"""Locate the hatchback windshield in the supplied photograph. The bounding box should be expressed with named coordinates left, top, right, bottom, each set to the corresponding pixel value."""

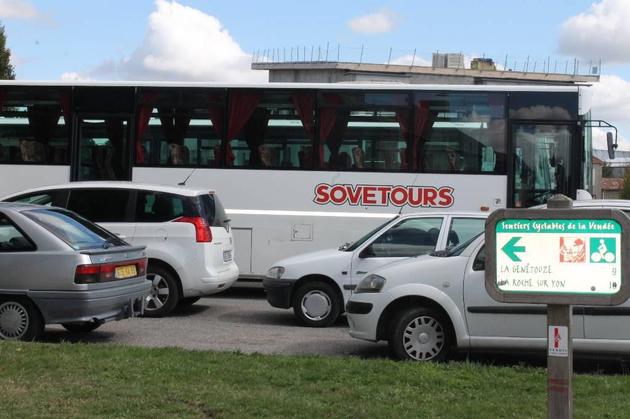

left=343, top=216, right=398, bottom=252
left=24, top=208, right=125, bottom=250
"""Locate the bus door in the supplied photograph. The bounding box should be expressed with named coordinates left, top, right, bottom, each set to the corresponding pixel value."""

left=74, top=116, right=132, bottom=181
left=511, top=123, right=573, bottom=208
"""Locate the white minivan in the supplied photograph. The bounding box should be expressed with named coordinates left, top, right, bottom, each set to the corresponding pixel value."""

left=2, top=182, right=239, bottom=317
left=263, top=212, right=486, bottom=327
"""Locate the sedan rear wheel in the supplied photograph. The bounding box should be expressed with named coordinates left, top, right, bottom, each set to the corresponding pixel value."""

left=389, top=307, right=452, bottom=362
left=0, top=298, right=44, bottom=341
left=144, top=265, right=180, bottom=317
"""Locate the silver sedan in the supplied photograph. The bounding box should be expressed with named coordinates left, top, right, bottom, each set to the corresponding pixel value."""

left=0, top=203, right=151, bottom=341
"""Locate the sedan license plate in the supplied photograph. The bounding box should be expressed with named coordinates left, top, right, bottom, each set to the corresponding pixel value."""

left=115, top=265, right=137, bottom=279
left=223, top=250, right=232, bottom=262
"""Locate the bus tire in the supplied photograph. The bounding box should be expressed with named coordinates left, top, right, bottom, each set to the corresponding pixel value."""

left=292, top=281, right=341, bottom=327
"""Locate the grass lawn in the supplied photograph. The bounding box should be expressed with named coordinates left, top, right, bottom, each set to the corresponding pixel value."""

left=0, top=342, right=628, bottom=418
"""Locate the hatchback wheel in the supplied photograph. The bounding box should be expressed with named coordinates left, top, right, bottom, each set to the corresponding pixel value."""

left=61, top=322, right=101, bottom=333
left=389, top=307, right=452, bottom=362
left=0, top=298, right=44, bottom=341
left=144, top=265, right=180, bottom=317
left=292, top=281, right=341, bottom=327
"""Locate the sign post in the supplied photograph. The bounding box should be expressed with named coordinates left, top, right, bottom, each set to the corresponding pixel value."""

left=485, top=195, right=630, bottom=419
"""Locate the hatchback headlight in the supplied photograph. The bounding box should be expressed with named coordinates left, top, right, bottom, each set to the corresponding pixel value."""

left=355, top=274, right=386, bottom=293
left=267, top=266, right=285, bottom=279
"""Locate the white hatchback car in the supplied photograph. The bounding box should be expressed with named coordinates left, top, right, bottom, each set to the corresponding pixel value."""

left=348, top=203, right=630, bottom=362
left=264, top=212, right=486, bottom=327
left=2, top=182, right=239, bottom=317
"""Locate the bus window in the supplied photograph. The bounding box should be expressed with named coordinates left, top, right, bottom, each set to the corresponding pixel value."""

left=137, top=89, right=225, bottom=168
left=226, top=90, right=315, bottom=170
left=415, top=92, right=506, bottom=174
left=0, top=88, right=71, bottom=165
left=319, top=93, right=410, bottom=171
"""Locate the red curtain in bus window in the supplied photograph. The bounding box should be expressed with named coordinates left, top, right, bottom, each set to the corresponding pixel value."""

left=291, top=93, right=314, bottom=137
left=135, top=91, right=159, bottom=164
left=59, top=91, right=71, bottom=123
left=396, top=109, right=411, bottom=170
left=243, top=109, right=270, bottom=167
left=207, top=93, right=226, bottom=167
left=319, top=94, right=347, bottom=168
left=411, top=101, right=436, bottom=171
left=225, top=92, right=260, bottom=166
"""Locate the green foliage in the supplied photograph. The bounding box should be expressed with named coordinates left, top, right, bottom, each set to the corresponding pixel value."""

left=621, top=169, right=630, bottom=200
left=0, top=23, right=15, bottom=80
left=1, top=342, right=630, bottom=418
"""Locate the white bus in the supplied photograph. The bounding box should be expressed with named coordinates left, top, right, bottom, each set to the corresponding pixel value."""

left=0, top=81, right=601, bottom=281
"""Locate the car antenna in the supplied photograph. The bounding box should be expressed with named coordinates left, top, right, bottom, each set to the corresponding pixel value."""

left=398, top=172, right=420, bottom=215
left=178, top=169, right=197, bottom=186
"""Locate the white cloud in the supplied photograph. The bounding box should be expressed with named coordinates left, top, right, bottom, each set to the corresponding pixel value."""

left=0, top=0, right=39, bottom=19
left=348, top=10, right=397, bottom=34
left=390, top=54, right=431, bottom=66
left=558, top=0, right=630, bottom=63
left=66, top=0, right=266, bottom=82
left=583, top=75, right=630, bottom=150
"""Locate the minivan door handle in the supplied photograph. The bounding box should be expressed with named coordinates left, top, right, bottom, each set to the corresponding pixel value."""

left=356, top=271, right=368, bottom=275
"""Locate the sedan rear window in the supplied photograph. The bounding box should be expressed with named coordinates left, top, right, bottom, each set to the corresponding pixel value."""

left=23, top=208, right=125, bottom=250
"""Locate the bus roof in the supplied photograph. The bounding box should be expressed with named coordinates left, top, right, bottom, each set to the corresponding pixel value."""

left=0, top=80, right=581, bottom=93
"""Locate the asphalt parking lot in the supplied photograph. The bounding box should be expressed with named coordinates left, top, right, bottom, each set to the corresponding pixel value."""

left=43, top=287, right=389, bottom=358
left=40, top=287, right=629, bottom=374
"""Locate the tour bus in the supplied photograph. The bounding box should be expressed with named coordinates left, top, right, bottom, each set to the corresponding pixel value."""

left=0, top=81, right=604, bottom=281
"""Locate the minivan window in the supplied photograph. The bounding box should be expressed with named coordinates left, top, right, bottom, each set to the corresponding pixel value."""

left=135, top=191, right=194, bottom=222
left=200, top=194, right=229, bottom=228
left=67, top=189, right=132, bottom=222
left=23, top=208, right=125, bottom=250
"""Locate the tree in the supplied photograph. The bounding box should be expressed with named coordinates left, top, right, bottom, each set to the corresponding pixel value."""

left=0, top=23, right=15, bottom=80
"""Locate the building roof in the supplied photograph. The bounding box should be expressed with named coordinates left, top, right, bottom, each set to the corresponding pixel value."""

left=592, top=156, right=604, bottom=165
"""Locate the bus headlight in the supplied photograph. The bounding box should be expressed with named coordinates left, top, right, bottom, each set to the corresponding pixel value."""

left=355, top=274, right=386, bottom=293
left=267, top=266, right=285, bottom=279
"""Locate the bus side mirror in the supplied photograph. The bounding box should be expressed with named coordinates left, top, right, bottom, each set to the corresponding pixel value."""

left=607, top=132, right=616, bottom=160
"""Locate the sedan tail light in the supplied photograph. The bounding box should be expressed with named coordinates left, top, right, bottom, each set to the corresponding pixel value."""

left=75, top=258, right=147, bottom=284
left=173, top=216, right=213, bottom=243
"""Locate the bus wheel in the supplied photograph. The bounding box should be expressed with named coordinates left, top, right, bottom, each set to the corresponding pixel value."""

left=292, top=281, right=341, bottom=327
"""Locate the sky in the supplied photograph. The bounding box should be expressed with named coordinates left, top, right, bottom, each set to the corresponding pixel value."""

left=3, top=0, right=630, bottom=150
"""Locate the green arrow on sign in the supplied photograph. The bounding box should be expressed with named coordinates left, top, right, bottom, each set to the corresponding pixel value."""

left=502, top=236, right=526, bottom=262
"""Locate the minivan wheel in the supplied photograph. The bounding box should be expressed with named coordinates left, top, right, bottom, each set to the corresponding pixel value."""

left=389, top=307, right=452, bottom=362
left=292, top=281, right=341, bottom=327
left=144, top=265, right=180, bottom=317
left=0, top=298, right=44, bottom=341
left=61, top=322, right=101, bottom=333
